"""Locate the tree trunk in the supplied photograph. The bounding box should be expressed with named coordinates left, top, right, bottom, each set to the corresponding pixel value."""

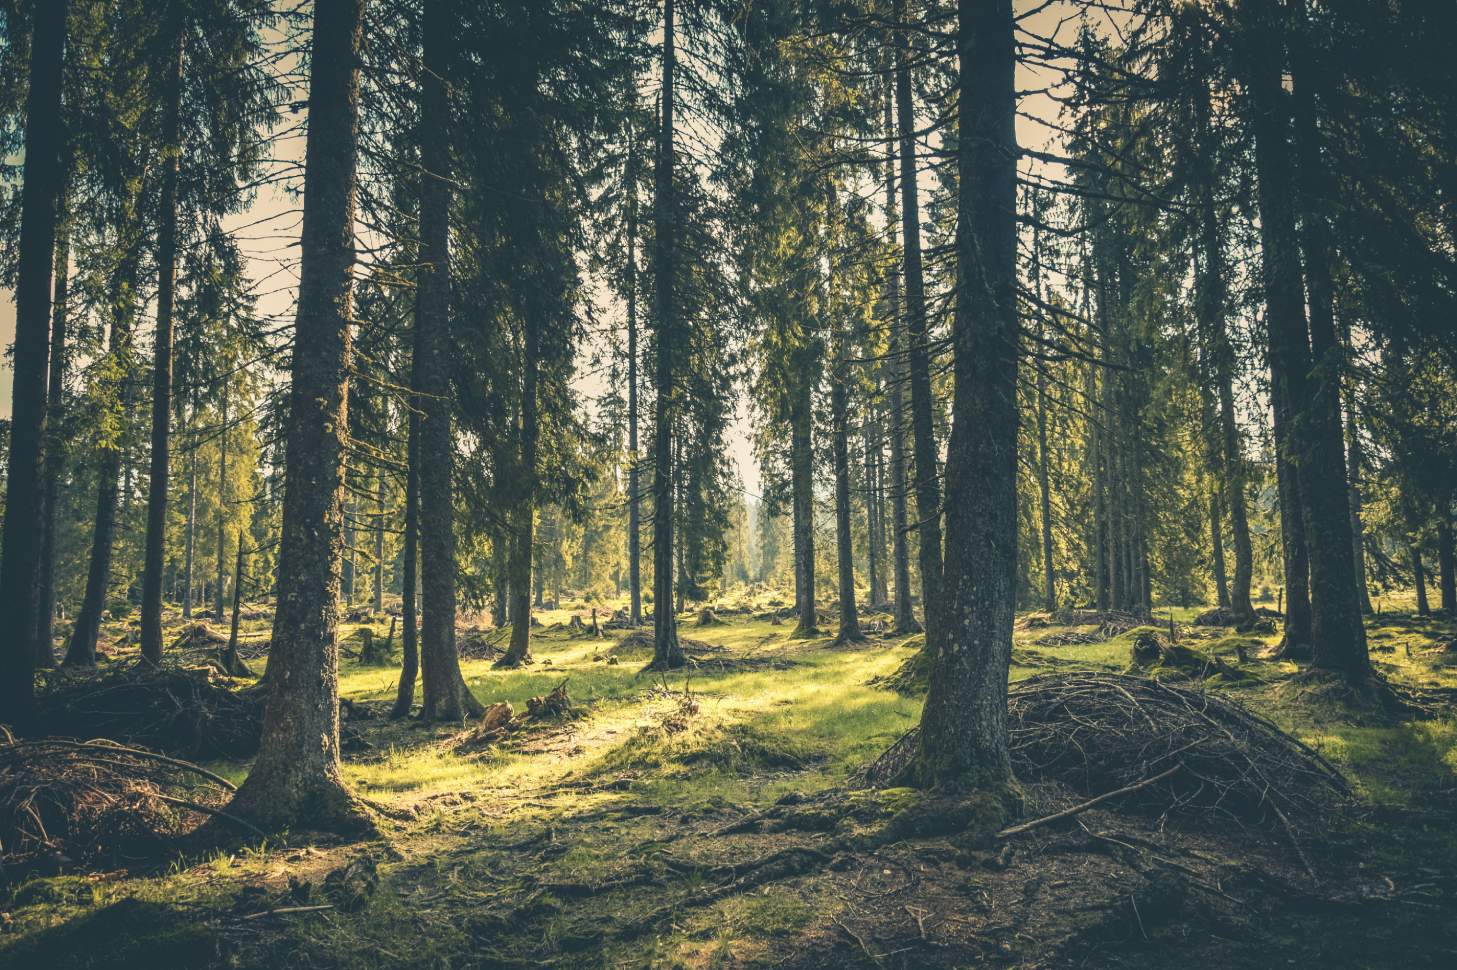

left=35, top=224, right=71, bottom=669
left=1210, top=489, right=1229, bottom=607
left=893, top=0, right=942, bottom=630
left=414, top=0, right=479, bottom=718
left=140, top=23, right=184, bottom=664
left=182, top=424, right=197, bottom=620
left=1273, top=385, right=1313, bottom=656
left=490, top=531, right=508, bottom=629
left=498, top=343, right=538, bottom=670
left=1243, top=0, right=1368, bottom=679
left=648, top=0, right=685, bottom=671
left=790, top=384, right=817, bottom=637
left=1438, top=515, right=1456, bottom=616
left=224, top=0, right=374, bottom=835
left=216, top=382, right=229, bottom=621
left=881, top=79, right=918, bottom=636
left=391, top=400, right=420, bottom=719
left=66, top=236, right=140, bottom=668
left=831, top=271, right=862, bottom=644
left=373, top=469, right=385, bottom=614
left=3, top=0, right=69, bottom=722
left=1411, top=545, right=1429, bottom=618
left=220, top=536, right=251, bottom=677
left=1031, top=216, right=1055, bottom=612
left=626, top=116, right=643, bottom=628
left=864, top=404, right=884, bottom=609
left=911, top=0, right=1018, bottom=795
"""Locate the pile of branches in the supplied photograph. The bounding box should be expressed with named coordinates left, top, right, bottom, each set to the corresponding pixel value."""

left=863, top=673, right=1348, bottom=831
left=35, top=662, right=262, bottom=760
left=0, top=730, right=243, bottom=880
left=455, top=682, right=576, bottom=751
left=1034, top=630, right=1106, bottom=647
left=457, top=627, right=506, bottom=660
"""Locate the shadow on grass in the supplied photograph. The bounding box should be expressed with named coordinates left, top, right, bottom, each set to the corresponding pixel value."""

left=0, top=897, right=217, bottom=970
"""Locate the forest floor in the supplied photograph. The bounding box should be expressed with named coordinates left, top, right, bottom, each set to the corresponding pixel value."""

left=4, top=594, right=1457, bottom=968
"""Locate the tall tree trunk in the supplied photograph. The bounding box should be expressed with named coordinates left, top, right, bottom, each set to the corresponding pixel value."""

left=1438, top=515, right=1456, bottom=616
left=216, top=382, right=229, bottom=621
left=1210, top=490, right=1229, bottom=607
left=892, top=0, right=942, bottom=629
left=911, top=0, right=1018, bottom=795
left=490, top=530, right=507, bottom=629
left=1243, top=0, right=1368, bottom=679
left=498, top=336, right=539, bottom=669
left=831, top=275, right=862, bottom=644
left=3, top=0, right=69, bottom=722
left=373, top=469, right=385, bottom=613
left=66, top=236, right=140, bottom=668
left=1411, top=545, right=1429, bottom=618
left=881, top=79, right=918, bottom=635
left=35, top=224, right=71, bottom=669
left=415, top=0, right=479, bottom=718
left=140, top=22, right=184, bottom=663
left=1273, top=385, right=1313, bottom=655
left=790, top=386, right=817, bottom=637
left=1031, top=215, right=1055, bottom=612
left=219, top=536, right=251, bottom=677
left=626, top=116, right=643, bottom=628
left=648, top=0, right=685, bottom=670
left=182, top=424, right=197, bottom=620
left=864, top=406, right=884, bottom=609
left=224, top=0, right=373, bottom=834
left=391, top=400, right=420, bottom=718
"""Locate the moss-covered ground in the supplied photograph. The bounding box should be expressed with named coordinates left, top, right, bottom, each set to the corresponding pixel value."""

left=4, top=593, right=1456, bottom=968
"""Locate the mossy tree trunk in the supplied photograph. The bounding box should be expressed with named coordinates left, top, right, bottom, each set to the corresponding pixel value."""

left=224, top=0, right=373, bottom=834
left=391, top=398, right=420, bottom=719
left=35, top=223, right=71, bottom=669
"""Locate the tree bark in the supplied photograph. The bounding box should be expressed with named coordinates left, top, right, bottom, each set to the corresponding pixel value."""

left=35, top=224, right=71, bottom=669
left=1243, top=0, right=1368, bottom=679
left=1438, top=515, right=1456, bottom=616
left=391, top=399, right=420, bottom=719
left=626, top=115, right=643, bottom=628
left=220, top=535, right=251, bottom=677
left=216, top=382, right=229, bottom=621
left=1031, top=215, right=1055, bottom=612
left=373, top=469, right=385, bottom=614
left=415, top=0, right=479, bottom=718
left=880, top=79, right=918, bottom=636
left=831, top=264, right=862, bottom=644
left=2, top=0, right=68, bottom=723
left=910, top=0, right=1018, bottom=794
left=648, top=0, right=685, bottom=670
left=66, top=235, right=140, bottom=668
left=140, top=20, right=184, bottom=663
left=790, top=384, right=817, bottom=637
left=892, top=0, right=942, bottom=630
left=1210, top=490, right=1229, bottom=607
left=1411, top=545, right=1429, bottom=618
left=224, top=0, right=374, bottom=835
left=498, top=340, right=538, bottom=669
left=182, top=423, right=197, bottom=620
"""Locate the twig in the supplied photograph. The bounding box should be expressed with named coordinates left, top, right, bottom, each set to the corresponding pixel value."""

left=996, top=764, right=1183, bottom=839
left=241, top=903, right=335, bottom=920
left=36, top=738, right=238, bottom=791
left=152, top=793, right=268, bottom=840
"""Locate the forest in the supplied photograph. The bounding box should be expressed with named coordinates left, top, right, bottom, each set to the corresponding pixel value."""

left=0, top=0, right=1455, bottom=966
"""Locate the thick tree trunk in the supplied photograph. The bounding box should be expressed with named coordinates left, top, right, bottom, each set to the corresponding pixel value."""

left=1210, top=490, right=1229, bottom=607
left=1273, top=385, right=1313, bottom=655
left=415, top=0, right=479, bottom=718
left=1411, top=545, right=1429, bottom=617
left=391, top=402, right=420, bottom=719
left=1243, top=0, right=1368, bottom=679
left=1346, top=407, right=1373, bottom=614
left=66, top=239, right=140, bottom=668
left=648, top=0, right=685, bottom=670
left=140, top=26, right=184, bottom=664
left=224, top=0, right=373, bottom=835
left=892, top=0, right=942, bottom=630
left=3, top=1, right=69, bottom=721
left=35, top=225, right=71, bottom=669
left=490, top=531, right=508, bottom=629
left=910, top=0, right=1018, bottom=795
left=880, top=80, right=918, bottom=635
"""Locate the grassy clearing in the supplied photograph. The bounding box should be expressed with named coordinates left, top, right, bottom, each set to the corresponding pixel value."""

left=5, top=599, right=1457, bottom=968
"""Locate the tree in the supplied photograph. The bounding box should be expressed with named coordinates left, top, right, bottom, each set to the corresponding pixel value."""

left=0, top=0, right=68, bottom=729
left=905, top=0, right=1018, bottom=796
left=224, top=0, right=374, bottom=833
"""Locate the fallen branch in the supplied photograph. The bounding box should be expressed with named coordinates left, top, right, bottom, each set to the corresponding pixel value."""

left=241, top=903, right=335, bottom=920
left=995, top=764, right=1183, bottom=839
left=151, top=793, right=268, bottom=841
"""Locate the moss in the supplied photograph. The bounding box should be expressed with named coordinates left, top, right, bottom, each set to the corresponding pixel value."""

left=0, top=898, right=218, bottom=970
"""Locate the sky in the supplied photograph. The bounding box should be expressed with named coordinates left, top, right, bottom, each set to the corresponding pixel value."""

left=0, top=1, right=1091, bottom=504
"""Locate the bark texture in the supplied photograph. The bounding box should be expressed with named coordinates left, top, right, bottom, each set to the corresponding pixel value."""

left=224, top=0, right=374, bottom=834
